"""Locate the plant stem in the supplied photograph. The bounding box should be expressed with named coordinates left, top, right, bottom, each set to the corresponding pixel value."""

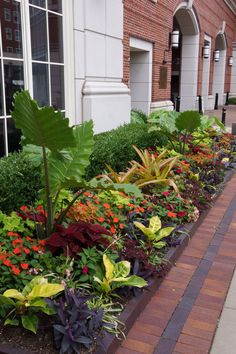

left=42, top=146, right=52, bottom=237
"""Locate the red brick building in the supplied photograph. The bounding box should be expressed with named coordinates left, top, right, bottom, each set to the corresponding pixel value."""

left=123, top=0, right=236, bottom=112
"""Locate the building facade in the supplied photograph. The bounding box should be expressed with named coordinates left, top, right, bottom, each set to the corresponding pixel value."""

left=0, top=0, right=236, bottom=156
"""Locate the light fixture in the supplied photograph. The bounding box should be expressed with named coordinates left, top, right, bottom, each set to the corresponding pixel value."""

left=202, top=43, right=210, bottom=59
left=229, top=56, right=234, bottom=66
left=214, top=50, right=220, bottom=62
left=171, top=30, right=180, bottom=48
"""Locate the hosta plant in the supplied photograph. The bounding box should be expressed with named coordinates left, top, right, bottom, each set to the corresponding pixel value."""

left=0, top=276, right=64, bottom=333
left=93, top=254, right=147, bottom=294
left=134, top=215, right=174, bottom=249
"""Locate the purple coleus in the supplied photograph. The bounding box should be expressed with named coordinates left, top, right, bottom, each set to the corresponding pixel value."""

left=46, top=221, right=111, bottom=257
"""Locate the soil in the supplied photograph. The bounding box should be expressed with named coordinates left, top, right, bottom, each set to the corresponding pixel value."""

left=0, top=321, right=58, bottom=354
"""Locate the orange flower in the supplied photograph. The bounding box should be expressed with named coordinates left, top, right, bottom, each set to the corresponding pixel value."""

left=13, top=247, right=21, bottom=255
left=110, top=226, right=116, bottom=234
left=3, top=259, right=11, bottom=266
left=98, top=217, right=105, bottom=223
left=12, top=239, right=22, bottom=246
left=32, top=245, right=40, bottom=252
left=7, top=231, right=19, bottom=237
left=113, top=217, right=119, bottom=223
left=23, top=248, right=30, bottom=254
left=167, top=211, right=177, bottom=218
left=119, top=223, right=124, bottom=229
left=20, top=205, right=28, bottom=212
left=39, top=240, right=46, bottom=246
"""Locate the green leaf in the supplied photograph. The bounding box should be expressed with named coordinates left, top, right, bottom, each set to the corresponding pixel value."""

left=153, top=241, right=166, bottom=249
left=87, top=179, right=143, bottom=199
left=112, top=275, right=147, bottom=289
left=22, top=276, right=48, bottom=297
left=12, top=90, right=76, bottom=151
left=4, top=318, right=19, bottom=326
left=48, top=121, right=94, bottom=194
left=133, top=221, right=155, bottom=241
left=28, top=298, right=47, bottom=307
left=3, top=289, right=25, bottom=302
left=149, top=216, right=162, bottom=233
left=115, top=261, right=130, bottom=278
left=175, top=111, right=201, bottom=133
left=0, top=294, right=15, bottom=306
left=27, top=283, right=64, bottom=300
left=21, top=314, right=38, bottom=333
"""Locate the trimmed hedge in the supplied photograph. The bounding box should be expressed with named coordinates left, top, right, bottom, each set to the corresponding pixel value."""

left=228, top=97, right=236, bottom=105
left=86, top=123, right=167, bottom=179
left=0, top=152, right=42, bottom=214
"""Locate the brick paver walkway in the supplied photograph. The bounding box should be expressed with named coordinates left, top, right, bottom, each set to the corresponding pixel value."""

left=116, top=173, right=236, bottom=354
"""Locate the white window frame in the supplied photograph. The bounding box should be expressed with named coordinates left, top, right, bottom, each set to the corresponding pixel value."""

left=0, top=0, right=75, bottom=155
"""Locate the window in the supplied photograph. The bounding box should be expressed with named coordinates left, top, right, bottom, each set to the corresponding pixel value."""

left=4, top=8, right=11, bottom=21
left=5, top=28, right=12, bottom=40
left=0, top=0, right=72, bottom=156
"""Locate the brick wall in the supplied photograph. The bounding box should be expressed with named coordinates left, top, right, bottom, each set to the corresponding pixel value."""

left=123, top=0, right=236, bottom=102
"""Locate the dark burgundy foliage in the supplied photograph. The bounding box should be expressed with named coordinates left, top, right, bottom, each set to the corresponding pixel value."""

left=46, top=221, right=111, bottom=257
left=48, top=289, right=104, bottom=354
left=18, top=211, right=46, bottom=224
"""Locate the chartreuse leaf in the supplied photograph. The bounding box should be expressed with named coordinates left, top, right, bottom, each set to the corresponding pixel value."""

left=21, top=314, right=38, bottom=333
left=103, top=254, right=114, bottom=281
left=156, top=227, right=174, bottom=241
left=12, top=90, right=76, bottom=151
left=27, top=283, right=64, bottom=300
left=3, top=289, right=25, bottom=302
left=133, top=221, right=155, bottom=240
left=22, top=276, right=48, bottom=297
left=114, top=261, right=130, bottom=278
left=112, top=276, right=147, bottom=289
left=149, top=216, right=161, bottom=233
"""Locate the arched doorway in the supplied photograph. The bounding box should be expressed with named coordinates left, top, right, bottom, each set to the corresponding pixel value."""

left=171, top=3, right=200, bottom=111
left=212, top=33, right=227, bottom=106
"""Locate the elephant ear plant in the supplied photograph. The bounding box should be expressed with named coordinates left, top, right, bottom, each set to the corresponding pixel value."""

left=12, top=91, right=141, bottom=238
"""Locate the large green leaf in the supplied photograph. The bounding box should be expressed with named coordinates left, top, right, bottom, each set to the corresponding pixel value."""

left=22, top=276, right=48, bottom=297
left=149, top=216, right=162, bottom=233
left=47, top=121, right=94, bottom=195
left=12, top=90, right=76, bottom=151
left=21, top=314, right=38, bottom=333
left=175, top=111, right=201, bottom=133
left=103, top=254, right=114, bottom=281
left=86, top=178, right=143, bottom=198
left=112, top=275, right=147, bottom=289
left=3, top=289, right=25, bottom=302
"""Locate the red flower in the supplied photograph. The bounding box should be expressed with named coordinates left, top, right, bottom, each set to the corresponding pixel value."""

left=23, top=248, right=30, bottom=254
left=162, top=191, right=170, bottom=197
left=109, top=211, right=114, bottom=217
left=175, top=168, right=183, bottom=174
left=113, top=217, right=119, bottom=223
left=119, top=223, right=124, bottom=229
left=177, top=211, right=187, bottom=218
left=103, top=203, right=110, bottom=209
left=26, top=236, right=33, bottom=242
left=167, top=211, right=177, bottom=218
left=82, top=265, right=89, bottom=274
left=36, top=205, right=44, bottom=212
left=3, top=259, right=11, bottom=267
left=12, top=239, right=22, bottom=246
left=13, top=247, right=21, bottom=255
left=97, top=217, right=105, bottom=223
left=7, top=231, right=19, bottom=237
left=20, top=263, right=29, bottom=270
left=39, top=240, right=46, bottom=246
left=32, top=245, right=40, bottom=252
left=11, top=266, right=20, bottom=275
left=20, top=205, right=28, bottom=212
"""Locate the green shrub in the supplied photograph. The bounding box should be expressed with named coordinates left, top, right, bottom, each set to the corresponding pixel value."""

left=228, top=97, right=236, bottom=105
left=0, top=152, right=42, bottom=214
left=86, top=123, right=167, bottom=179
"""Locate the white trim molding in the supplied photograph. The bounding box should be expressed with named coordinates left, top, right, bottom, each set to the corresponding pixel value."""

left=224, top=0, right=236, bottom=15
left=150, top=101, right=174, bottom=112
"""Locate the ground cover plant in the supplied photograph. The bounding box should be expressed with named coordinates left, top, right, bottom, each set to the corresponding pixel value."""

left=0, top=96, right=234, bottom=354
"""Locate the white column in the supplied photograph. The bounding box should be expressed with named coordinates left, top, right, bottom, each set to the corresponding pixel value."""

left=73, top=0, right=130, bottom=133
left=212, top=49, right=226, bottom=106
left=180, top=34, right=199, bottom=111
left=201, top=37, right=211, bottom=110
left=230, top=46, right=236, bottom=96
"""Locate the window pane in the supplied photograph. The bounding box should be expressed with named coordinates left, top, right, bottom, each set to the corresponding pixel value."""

left=51, top=65, right=64, bottom=110
left=29, top=0, right=45, bottom=8
left=30, top=7, right=48, bottom=61
left=0, top=62, right=3, bottom=116
left=33, top=63, right=49, bottom=106
left=48, top=13, right=63, bottom=63
left=4, top=60, right=24, bottom=114
left=48, top=0, right=62, bottom=13
left=7, top=118, right=21, bottom=153
left=0, top=1, right=23, bottom=58
left=0, top=119, right=6, bottom=157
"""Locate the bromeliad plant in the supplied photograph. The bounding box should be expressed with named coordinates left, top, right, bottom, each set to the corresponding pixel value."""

left=0, top=276, right=64, bottom=333
left=12, top=91, right=141, bottom=238
left=134, top=216, right=174, bottom=249
left=93, top=254, right=147, bottom=294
